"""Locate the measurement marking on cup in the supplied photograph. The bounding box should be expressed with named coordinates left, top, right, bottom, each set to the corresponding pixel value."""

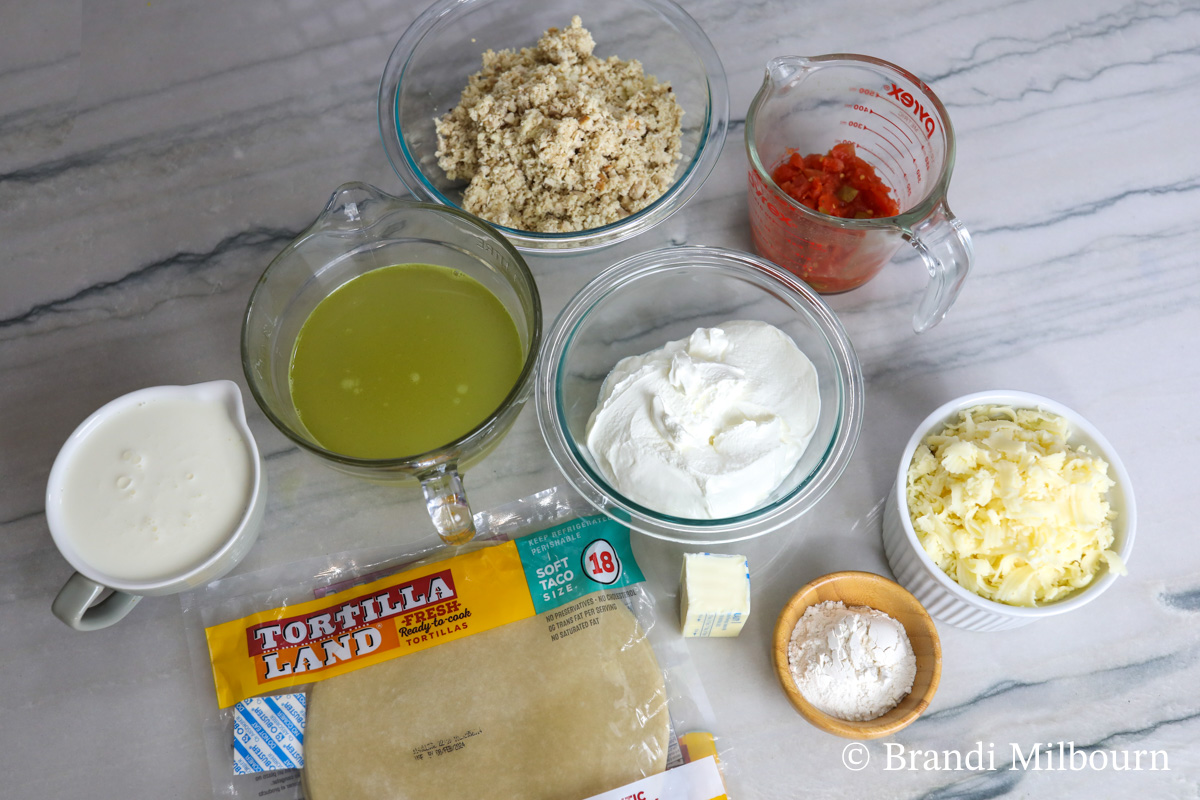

left=883, top=97, right=928, bottom=140
left=860, top=122, right=908, bottom=165
left=881, top=118, right=931, bottom=193
left=872, top=126, right=924, bottom=186
left=857, top=142, right=910, bottom=200
left=748, top=169, right=798, bottom=228
left=869, top=108, right=914, bottom=145
left=843, top=106, right=922, bottom=190
left=850, top=100, right=916, bottom=148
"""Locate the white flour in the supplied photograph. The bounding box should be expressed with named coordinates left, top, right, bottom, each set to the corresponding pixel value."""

left=787, top=600, right=917, bottom=721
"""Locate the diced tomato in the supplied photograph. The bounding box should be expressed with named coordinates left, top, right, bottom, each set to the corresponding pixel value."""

left=770, top=143, right=899, bottom=219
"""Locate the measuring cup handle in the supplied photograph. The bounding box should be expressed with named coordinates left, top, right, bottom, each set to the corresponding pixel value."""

left=419, top=464, right=476, bottom=545
left=904, top=200, right=974, bottom=333
left=52, top=572, right=143, bottom=631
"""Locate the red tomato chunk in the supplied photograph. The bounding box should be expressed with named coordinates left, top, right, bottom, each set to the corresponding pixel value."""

left=771, top=143, right=899, bottom=219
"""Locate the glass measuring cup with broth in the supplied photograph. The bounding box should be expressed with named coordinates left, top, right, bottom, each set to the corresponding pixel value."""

left=242, top=183, right=542, bottom=544
left=745, top=55, right=973, bottom=333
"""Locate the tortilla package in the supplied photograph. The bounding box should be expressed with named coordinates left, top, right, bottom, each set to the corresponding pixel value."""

left=182, top=487, right=731, bottom=800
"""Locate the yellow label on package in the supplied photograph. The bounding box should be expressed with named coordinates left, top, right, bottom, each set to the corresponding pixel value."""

left=205, top=542, right=533, bottom=708
left=205, top=515, right=645, bottom=709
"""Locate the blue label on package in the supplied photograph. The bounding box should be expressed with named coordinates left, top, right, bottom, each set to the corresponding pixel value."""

left=232, top=693, right=306, bottom=774
left=515, top=515, right=644, bottom=614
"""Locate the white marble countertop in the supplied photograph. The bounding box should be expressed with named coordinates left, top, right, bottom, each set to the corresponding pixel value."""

left=3, top=0, right=1198, bottom=797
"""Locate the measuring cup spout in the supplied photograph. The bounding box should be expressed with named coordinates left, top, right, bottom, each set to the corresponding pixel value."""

left=904, top=200, right=973, bottom=333
left=764, top=56, right=812, bottom=90
left=314, top=182, right=395, bottom=237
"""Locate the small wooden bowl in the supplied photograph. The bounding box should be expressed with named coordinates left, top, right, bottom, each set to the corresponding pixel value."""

left=772, top=570, right=942, bottom=739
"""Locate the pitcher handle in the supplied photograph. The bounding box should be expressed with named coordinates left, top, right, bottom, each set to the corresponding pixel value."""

left=419, top=464, right=476, bottom=545
left=52, top=572, right=142, bottom=631
left=904, top=200, right=974, bottom=333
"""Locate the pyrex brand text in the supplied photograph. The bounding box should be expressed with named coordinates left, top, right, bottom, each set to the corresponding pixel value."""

left=886, top=83, right=936, bottom=139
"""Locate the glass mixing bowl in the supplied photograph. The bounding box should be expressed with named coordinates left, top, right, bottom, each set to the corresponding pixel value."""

left=536, top=246, right=865, bottom=543
left=378, top=0, right=729, bottom=253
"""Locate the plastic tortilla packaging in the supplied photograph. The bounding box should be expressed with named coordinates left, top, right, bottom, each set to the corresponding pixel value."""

left=182, top=487, right=733, bottom=800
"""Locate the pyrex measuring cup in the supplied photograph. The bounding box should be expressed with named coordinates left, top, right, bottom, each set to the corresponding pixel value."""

left=242, top=183, right=542, bottom=544
left=746, top=55, right=973, bottom=332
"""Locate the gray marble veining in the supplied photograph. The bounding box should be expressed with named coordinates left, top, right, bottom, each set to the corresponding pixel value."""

left=2, top=0, right=1199, bottom=797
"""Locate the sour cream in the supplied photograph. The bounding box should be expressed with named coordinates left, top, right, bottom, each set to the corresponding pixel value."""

left=585, top=320, right=820, bottom=519
left=51, top=395, right=255, bottom=584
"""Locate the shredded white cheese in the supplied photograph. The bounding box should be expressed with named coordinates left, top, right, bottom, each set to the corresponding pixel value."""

left=906, top=405, right=1125, bottom=607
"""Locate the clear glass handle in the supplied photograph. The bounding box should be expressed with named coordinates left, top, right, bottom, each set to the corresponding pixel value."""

left=419, top=464, right=476, bottom=545
left=905, top=200, right=974, bottom=333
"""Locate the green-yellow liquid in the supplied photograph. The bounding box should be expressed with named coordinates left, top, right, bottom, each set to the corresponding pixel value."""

left=288, top=263, right=524, bottom=459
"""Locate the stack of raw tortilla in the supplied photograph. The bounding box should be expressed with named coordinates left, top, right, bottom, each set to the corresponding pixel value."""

left=303, top=598, right=669, bottom=799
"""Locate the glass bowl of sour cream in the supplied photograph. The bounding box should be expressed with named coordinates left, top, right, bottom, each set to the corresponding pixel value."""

left=535, top=245, right=864, bottom=543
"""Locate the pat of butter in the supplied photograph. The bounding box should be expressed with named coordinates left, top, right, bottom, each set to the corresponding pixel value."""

left=680, top=553, right=750, bottom=637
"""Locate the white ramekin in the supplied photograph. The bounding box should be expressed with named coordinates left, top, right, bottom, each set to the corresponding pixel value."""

left=881, top=390, right=1137, bottom=632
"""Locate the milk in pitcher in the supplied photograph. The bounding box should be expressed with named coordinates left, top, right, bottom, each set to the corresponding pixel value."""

left=50, top=395, right=255, bottom=583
